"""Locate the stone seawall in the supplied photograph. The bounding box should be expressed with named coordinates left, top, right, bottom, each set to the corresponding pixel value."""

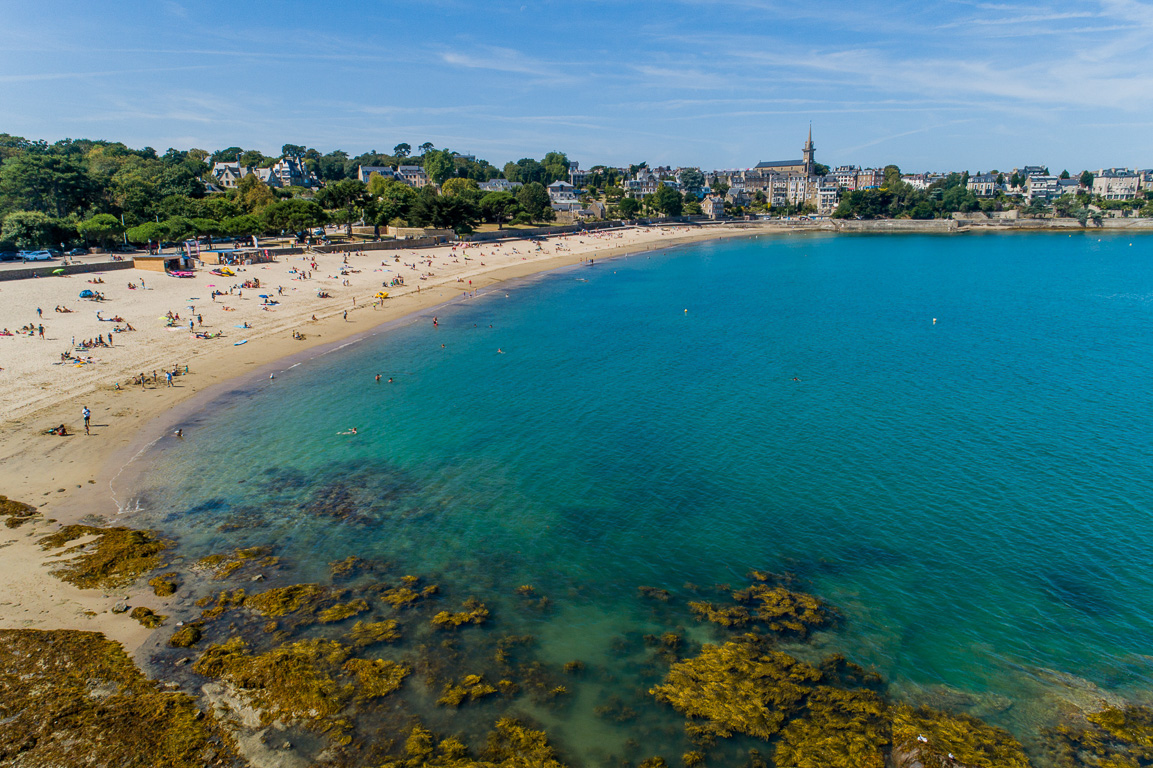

left=0, top=259, right=135, bottom=283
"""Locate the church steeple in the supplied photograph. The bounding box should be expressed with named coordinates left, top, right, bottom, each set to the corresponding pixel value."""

left=802, top=124, right=815, bottom=175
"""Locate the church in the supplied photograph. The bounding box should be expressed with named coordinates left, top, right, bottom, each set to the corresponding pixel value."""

left=752, top=127, right=816, bottom=176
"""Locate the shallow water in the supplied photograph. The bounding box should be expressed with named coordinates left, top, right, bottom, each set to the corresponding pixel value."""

left=122, top=231, right=1153, bottom=762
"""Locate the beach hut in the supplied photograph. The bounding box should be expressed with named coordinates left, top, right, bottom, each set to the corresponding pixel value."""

left=133, top=254, right=182, bottom=273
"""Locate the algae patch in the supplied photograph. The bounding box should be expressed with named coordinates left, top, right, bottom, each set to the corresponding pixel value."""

left=0, top=494, right=39, bottom=528
left=0, top=628, right=238, bottom=767
left=38, top=524, right=172, bottom=589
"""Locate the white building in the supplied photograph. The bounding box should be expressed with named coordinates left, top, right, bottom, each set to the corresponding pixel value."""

left=397, top=165, right=430, bottom=188
left=1093, top=169, right=1140, bottom=200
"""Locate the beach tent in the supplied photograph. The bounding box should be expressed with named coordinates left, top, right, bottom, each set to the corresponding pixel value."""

left=78, top=289, right=95, bottom=298
left=375, top=292, right=389, bottom=299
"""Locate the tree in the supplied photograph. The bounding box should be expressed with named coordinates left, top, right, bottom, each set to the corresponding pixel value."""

left=366, top=181, right=417, bottom=236
left=713, top=182, right=730, bottom=198
left=653, top=184, right=684, bottom=216
left=0, top=153, right=97, bottom=217
left=882, top=165, right=902, bottom=188
left=281, top=144, right=306, bottom=160
left=234, top=176, right=276, bottom=213
left=1080, top=170, right=1095, bottom=188
left=76, top=213, right=124, bottom=249
left=2, top=211, right=55, bottom=249
left=441, top=177, right=479, bottom=197
left=261, top=198, right=326, bottom=234
left=393, top=143, right=411, bottom=159
left=479, top=191, right=522, bottom=229
left=222, top=214, right=263, bottom=237
left=617, top=197, right=641, bottom=219
left=422, top=149, right=456, bottom=186
left=542, top=151, right=570, bottom=184
left=408, top=186, right=479, bottom=234
left=1059, top=169, right=1071, bottom=180
left=516, top=182, right=551, bottom=221
left=679, top=168, right=705, bottom=194
left=419, top=142, right=435, bottom=155
left=315, top=179, right=368, bottom=235
left=124, top=221, right=167, bottom=245
left=813, top=163, right=831, bottom=177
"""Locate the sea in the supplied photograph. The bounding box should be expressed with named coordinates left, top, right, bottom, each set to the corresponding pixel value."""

left=118, top=231, right=1153, bottom=764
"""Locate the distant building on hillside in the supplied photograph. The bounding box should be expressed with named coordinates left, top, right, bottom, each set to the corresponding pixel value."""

left=396, top=165, right=430, bottom=188
left=1093, top=169, right=1140, bottom=200
left=568, top=162, right=589, bottom=188
left=358, top=165, right=397, bottom=184
left=1026, top=175, right=1061, bottom=201
left=702, top=195, right=725, bottom=219
left=479, top=179, right=521, bottom=193
left=753, top=126, right=816, bottom=176
left=211, top=157, right=316, bottom=190
left=967, top=173, right=1001, bottom=197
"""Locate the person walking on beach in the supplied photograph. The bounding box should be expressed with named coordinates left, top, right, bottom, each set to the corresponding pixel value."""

left=166, top=371, right=173, bottom=387
left=36, top=307, right=42, bottom=318
left=82, top=406, right=91, bottom=435
left=38, top=324, right=44, bottom=339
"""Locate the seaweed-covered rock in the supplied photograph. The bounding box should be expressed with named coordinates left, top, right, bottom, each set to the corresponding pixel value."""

left=0, top=495, right=38, bottom=528
left=1047, top=705, right=1153, bottom=767
left=38, top=525, right=171, bottom=589
left=194, top=636, right=407, bottom=733
left=317, top=598, right=370, bottom=624
left=689, top=601, right=752, bottom=628
left=129, top=606, right=167, bottom=629
left=438, top=674, right=498, bottom=707
left=380, top=718, right=566, bottom=768
left=432, top=598, right=490, bottom=629
left=639, top=586, right=672, bottom=601
left=651, top=637, right=822, bottom=741
left=244, top=584, right=325, bottom=617
left=148, top=573, right=180, bottom=597
left=347, top=619, right=401, bottom=648
left=732, top=583, right=835, bottom=638
left=342, top=657, right=410, bottom=702
left=169, top=623, right=203, bottom=648
left=890, top=704, right=1030, bottom=768
left=195, top=546, right=277, bottom=580
left=380, top=576, right=439, bottom=608
left=196, top=588, right=246, bottom=620
left=773, top=686, right=889, bottom=768
left=0, top=629, right=239, bottom=766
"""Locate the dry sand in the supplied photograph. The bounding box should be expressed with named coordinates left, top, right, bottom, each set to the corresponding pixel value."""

left=0, top=222, right=764, bottom=652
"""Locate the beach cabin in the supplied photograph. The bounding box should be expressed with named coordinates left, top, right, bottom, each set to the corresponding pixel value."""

left=133, top=254, right=184, bottom=273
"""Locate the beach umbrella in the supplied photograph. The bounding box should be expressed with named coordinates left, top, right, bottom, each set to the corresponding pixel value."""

left=52, top=268, right=65, bottom=274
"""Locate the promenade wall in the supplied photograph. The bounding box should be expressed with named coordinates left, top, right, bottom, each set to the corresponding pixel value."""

left=0, top=259, right=134, bottom=283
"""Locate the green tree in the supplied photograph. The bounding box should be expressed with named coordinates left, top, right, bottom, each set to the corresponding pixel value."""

left=441, top=177, right=479, bottom=197
left=617, top=197, right=641, bottom=219
left=479, top=191, right=522, bottom=229
left=408, top=186, right=479, bottom=233
left=222, top=214, right=264, bottom=237
left=653, top=183, right=684, bottom=216
left=236, top=175, right=277, bottom=213
left=393, top=143, right=411, bottom=159
left=542, top=151, right=570, bottom=183
left=422, top=149, right=457, bottom=186
left=882, top=165, right=902, bottom=188
left=679, top=168, right=705, bottom=193
left=76, top=213, right=124, bottom=249
left=713, top=182, right=730, bottom=198
left=315, top=179, right=368, bottom=235
left=281, top=144, right=306, bottom=160
left=1059, top=169, right=1071, bottom=179
left=1080, top=170, right=1095, bottom=188
left=813, top=163, right=831, bottom=176
left=125, top=221, right=167, bottom=245
left=0, top=153, right=97, bottom=217
left=516, top=182, right=551, bottom=221
left=261, top=199, right=326, bottom=233
left=419, top=142, right=435, bottom=155
left=2, top=211, right=55, bottom=249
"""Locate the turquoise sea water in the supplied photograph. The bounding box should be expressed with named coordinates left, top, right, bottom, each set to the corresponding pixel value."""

left=124, top=232, right=1153, bottom=762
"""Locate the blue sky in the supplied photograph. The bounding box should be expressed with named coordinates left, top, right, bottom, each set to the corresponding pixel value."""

left=3, top=0, right=1152, bottom=173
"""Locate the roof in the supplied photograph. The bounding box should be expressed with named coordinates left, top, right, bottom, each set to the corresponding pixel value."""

left=755, top=160, right=804, bottom=169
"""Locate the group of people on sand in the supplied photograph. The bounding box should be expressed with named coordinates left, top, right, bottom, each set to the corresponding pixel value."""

left=75, top=333, right=114, bottom=350
left=9, top=323, right=45, bottom=338
left=53, top=305, right=74, bottom=313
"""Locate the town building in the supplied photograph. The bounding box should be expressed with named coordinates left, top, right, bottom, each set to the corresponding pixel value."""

left=396, top=165, right=430, bottom=188
left=967, top=173, right=1001, bottom=197
left=702, top=195, right=725, bottom=219
left=1026, top=175, right=1061, bottom=201
left=479, top=179, right=521, bottom=193
left=358, top=165, right=397, bottom=184
left=1093, top=169, right=1140, bottom=200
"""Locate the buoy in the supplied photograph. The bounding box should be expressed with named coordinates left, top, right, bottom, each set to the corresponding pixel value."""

left=685, top=309, right=688, bottom=314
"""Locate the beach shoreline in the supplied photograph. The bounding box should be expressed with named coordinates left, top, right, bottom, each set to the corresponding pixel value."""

left=0, top=222, right=764, bottom=653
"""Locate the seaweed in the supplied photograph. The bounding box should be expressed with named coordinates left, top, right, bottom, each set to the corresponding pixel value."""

left=1046, top=705, right=1153, bottom=767
left=243, top=583, right=325, bottom=617
left=438, top=674, right=498, bottom=707
left=773, top=686, right=889, bottom=768
left=380, top=718, right=566, bottom=768
left=0, top=494, right=39, bottom=528
left=432, top=598, right=490, bottom=629
left=380, top=576, right=439, bottom=608
left=651, top=637, right=822, bottom=741
left=38, top=525, right=172, bottom=590
left=149, top=573, right=180, bottom=597
left=196, top=588, right=247, bottom=620
left=639, top=586, right=672, bottom=601
left=169, top=623, right=203, bottom=648
left=731, top=582, right=835, bottom=638
left=330, top=555, right=380, bottom=580
left=890, top=703, right=1030, bottom=768
left=348, top=619, right=401, bottom=648
left=129, top=606, right=167, bottom=628
left=688, top=601, right=752, bottom=628
left=195, top=546, right=277, bottom=580
left=0, top=629, right=239, bottom=767
left=342, top=657, right=410, bottom=701
left=318, top=598, right=370, bottom=623
left=596, top=696, right=640, bottom=723
left=194, top=636, right=406, bottom=733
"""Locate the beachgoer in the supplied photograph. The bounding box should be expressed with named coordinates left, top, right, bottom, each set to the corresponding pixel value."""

left=36, top=307, right=42, bottom=318
left=375, top=374, right=381, bottom=382
left=82, top=406, right=91, bottom=435
left=174, top=428, right=183, bottom=438
left=388, top=377, right=393, bottom=383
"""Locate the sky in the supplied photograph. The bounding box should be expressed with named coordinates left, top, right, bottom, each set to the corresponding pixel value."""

left=2, top=0, right=1152, bottom=173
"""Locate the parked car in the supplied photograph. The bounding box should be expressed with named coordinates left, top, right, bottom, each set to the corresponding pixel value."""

left=19, top=250, right=56, bottom=261
left=0, top=250, right=19, bottom=262
left=66, top=247, right=89, bottom=256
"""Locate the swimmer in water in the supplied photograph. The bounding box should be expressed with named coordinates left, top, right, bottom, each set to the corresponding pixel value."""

left=498, top=348, right=504, bottom=354
left=174, top=428, right=184, bottom=438
left=388, top=377, right=393, bottom=383
left=375, top=373, right=381, bottom=382
left=338, top=427, right=358, bottom=435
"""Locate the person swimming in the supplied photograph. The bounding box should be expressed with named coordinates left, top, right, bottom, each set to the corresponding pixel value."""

left=338, top=427, right=358, bottom=435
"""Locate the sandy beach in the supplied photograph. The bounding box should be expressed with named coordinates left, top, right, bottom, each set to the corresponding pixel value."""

left=0, top=222, right=764, bottom=653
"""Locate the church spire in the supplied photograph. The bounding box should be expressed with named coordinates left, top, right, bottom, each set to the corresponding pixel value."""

left=802, top=124, right=815, bottom=175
